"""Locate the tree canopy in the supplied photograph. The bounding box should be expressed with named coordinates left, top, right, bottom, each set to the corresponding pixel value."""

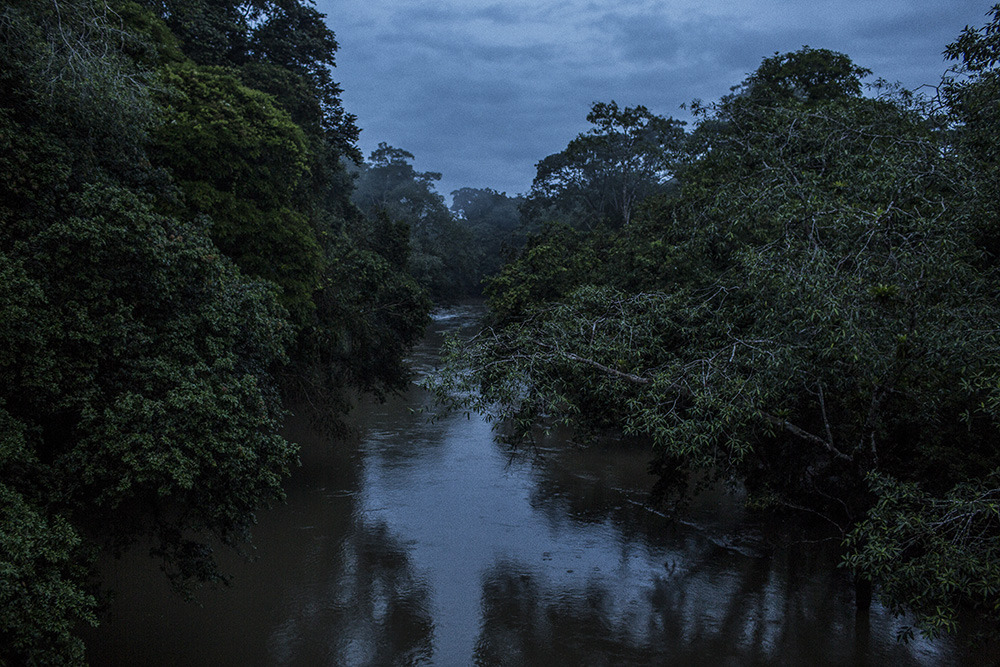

left=0, top=0, right=429, bottom=661
left=450, top=187, right=523, bottom=280
left=522, top=101, right=686, bottom=230
left=435, top=38, right=1000, bottom=641
left=352, top=143, right=488, bottom=300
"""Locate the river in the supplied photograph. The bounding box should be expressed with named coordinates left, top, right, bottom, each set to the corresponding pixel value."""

left=85, top=305, right=979, bottom=665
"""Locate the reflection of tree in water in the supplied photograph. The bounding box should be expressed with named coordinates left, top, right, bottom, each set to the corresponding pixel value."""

left=478, top=432, right=967, bottom=663
left=475, top=561, right=658, bottom=666
left=84, top=409, right=436, bottom=667
left=268, top=519, right=434, bottom=666
left=523, top=439, right=758, bottom=567
left=519, top=436, right=661, bottom=520
left=474, top=545, right=946, bottom=666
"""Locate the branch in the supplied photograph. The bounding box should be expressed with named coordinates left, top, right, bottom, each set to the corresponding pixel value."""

left=760, top=412, right=852, bottom=462
left=817, top=382, right=836, bottom=451
left=776, top=498, right=848, bottom=535
left=526, top=342, right=854, bottom=464
left=562, top=352, right=651, bottom=385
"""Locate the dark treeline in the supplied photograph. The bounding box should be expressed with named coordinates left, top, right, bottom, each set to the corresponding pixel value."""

left=437, top=10, right=1000, bottom=645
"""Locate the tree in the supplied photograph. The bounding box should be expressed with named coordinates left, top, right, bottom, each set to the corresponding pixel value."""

left=150, top=63, right=323, bottom=325
left=292, top=203, right=431, bottom=409
left=736, top=46, right=871, bottom=106
left=843, top=474, right=1000, bottom=639
left=451, top=187, right=520, bottom=228
left=450, top=187, right=523, bottom=282
left=943, top=4, right=1000, bottom=261
left=482, top=222, right=607, bottom=325
left=522, top=101, right=686, bottom=229
left=434, top=47, right=1000, bottom=638
left=841, top=7, right=1000, bottom=638
left=147, top=0, right=359, bottom=155
left=352, top=143, right=477, bottom=300
left=1, top=2, right=298, bottom=660
left=353, top=143, right=450, bottom=231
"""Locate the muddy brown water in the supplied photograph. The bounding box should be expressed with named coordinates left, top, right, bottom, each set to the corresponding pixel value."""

left=84, top=305, right=986, bottom=665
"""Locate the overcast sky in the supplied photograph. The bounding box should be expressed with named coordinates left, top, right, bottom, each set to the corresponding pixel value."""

left=317, top=0, right=992, bottom=201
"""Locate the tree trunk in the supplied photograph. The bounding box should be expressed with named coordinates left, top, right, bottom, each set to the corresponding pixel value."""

left=854, top=576, right=872, bottom=612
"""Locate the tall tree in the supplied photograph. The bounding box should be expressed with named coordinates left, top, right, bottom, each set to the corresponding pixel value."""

left=943, top=4, right=1000, bottom=261
left=150, top=63, right=323, bottom=325
left=146, top=0, right=360, bottom=156
left=842, top=7, right=1000, bottom=638
left=143, top=0, right=429, bottom=401
left=522, top=101, right=686, bottom=229
left=0, top=1, right=297, bottom=661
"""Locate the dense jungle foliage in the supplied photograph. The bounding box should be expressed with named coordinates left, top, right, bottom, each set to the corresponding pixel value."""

left=436, top=10, right=1000, bottom=643
left=0, top=0, right=439, bottom=662
left=4, top=0, right=1000, bottom=660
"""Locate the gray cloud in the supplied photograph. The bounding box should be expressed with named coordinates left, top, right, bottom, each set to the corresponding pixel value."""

left=321, top=0, right=993, bottom=199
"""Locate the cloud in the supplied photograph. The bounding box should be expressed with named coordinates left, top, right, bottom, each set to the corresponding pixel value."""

left=322, top=0, right=993, bottom=199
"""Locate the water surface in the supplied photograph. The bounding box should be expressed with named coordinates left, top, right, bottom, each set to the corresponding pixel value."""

left=86, top=305, right=976, bottom=665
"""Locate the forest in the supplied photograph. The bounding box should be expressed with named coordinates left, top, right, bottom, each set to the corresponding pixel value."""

left=1, top=0, right=998, bottom=662
left=436, top=11, right=1000, bottom=647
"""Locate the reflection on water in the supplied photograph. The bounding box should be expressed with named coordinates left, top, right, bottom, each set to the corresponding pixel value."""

left=86, top=304, right=975, bottom=665
left=85, top=409, right=436, bottom=666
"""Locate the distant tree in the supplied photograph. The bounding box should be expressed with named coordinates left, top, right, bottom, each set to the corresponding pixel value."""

left=451, top=187, right=521, bottom=233
left=353, top=143, right=476, bottom=300
left=354, top=143, right=451, bottom=232
left=522, top=101, right=686, bottom=229
left=451, top=187, right=523, bottom=280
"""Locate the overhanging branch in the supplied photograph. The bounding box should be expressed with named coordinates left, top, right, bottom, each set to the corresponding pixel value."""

left=548, top=347, right=854, bottom=463
left=761, top=412, right=852, bottom=462
left=562, top=352, right=651, bottom=385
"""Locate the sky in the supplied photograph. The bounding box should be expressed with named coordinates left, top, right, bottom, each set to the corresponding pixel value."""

left=317, top=0, right=993, bottom=201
